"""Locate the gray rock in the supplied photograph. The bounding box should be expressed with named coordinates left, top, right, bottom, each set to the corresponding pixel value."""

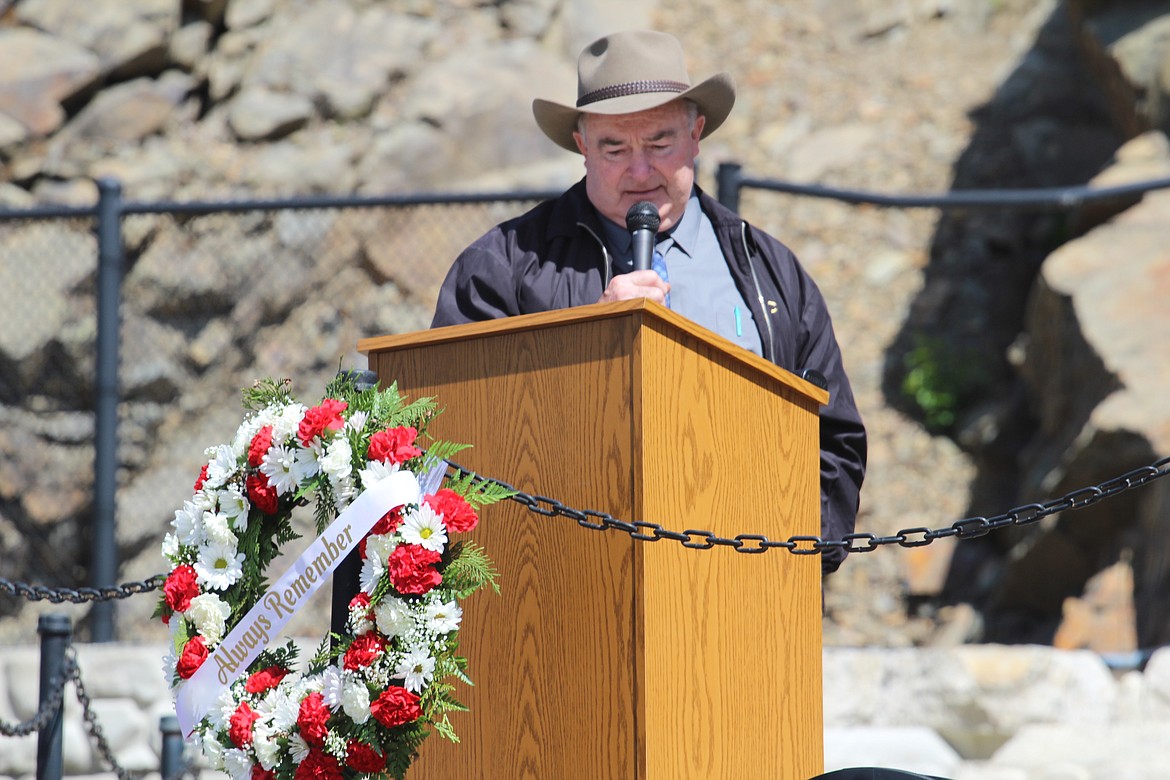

left=0, top=28, right=102, bottom=136
left=227, top=87, right=314, bottom=141
left=168, top=21, right=214, bottom=71
left=16, top=0, right=179, bottom=80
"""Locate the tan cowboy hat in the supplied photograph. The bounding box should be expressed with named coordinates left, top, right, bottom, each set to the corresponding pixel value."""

left=533, top=30, right=737, bottom=153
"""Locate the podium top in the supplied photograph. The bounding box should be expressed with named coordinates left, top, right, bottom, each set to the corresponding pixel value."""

left=359, top=299, right=828, bottom=405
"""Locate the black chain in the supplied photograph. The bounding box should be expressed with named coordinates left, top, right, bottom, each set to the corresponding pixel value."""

left=2, top=459, right=1168, bottom=609
left=0, top=575, right=164, bottom=603
left=0, top=654, right=75, bottom=737
left=68, top=645, right=140, bottom=780
left=448, top=455, right=1170, bottom=555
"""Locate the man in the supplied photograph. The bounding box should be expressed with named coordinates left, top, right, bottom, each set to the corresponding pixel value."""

left=432, top=30, right=866, bottom=574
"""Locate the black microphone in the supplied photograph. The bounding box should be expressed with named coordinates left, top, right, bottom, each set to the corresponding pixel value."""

left=625, top=201, right=660, bottom=272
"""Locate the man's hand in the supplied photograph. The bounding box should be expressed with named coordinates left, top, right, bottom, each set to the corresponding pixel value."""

left=598, top=270, right=671, bottom=306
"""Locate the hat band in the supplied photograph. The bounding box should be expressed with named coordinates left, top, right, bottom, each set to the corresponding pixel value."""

left=576, top=79, right=690, bottom=108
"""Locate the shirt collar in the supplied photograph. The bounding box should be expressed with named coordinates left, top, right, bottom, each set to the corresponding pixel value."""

left=598, top=189, right=701, bottom=266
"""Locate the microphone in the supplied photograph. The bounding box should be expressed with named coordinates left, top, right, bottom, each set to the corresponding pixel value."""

left=625, top=201, right=660, bottom=272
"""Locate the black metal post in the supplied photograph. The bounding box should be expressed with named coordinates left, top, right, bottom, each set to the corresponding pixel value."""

left=159, top=715, right=183, bottom=780
left=91, top=177, right=124, bottom=642
left=329, top=369, right=380, bottom=644
left=716, top=161, right=743, bottom=213
left=36, top=614, right=72, bottom=780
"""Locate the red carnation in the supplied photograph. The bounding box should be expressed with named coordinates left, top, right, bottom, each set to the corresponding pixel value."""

left=346, top=741, right=387, bottom=773
left=298, top=399, right=348, bottom=446
left=387, top=543, right=442, bottom=595
left=246, top=474, right=279, bottom=515
left=426, top=488, right=479, bottom=533
left=343, top=632, right=385, bottom=670
left=245, top=665, right=288, bottom=694
left=252, top=766, right=276, bottom=780
left=193, top=464, right=209, bottom=492
left=248, top=425, right=274, bottom=468
left=297, top=692, right=331, bottom=746
left=371, top=506, right=404, bottom=536
left=370, top=685, right=422, bottom=729
left=348, top=593, right=373, bottom=627
left=367, top=426, right=421, bottom=465
left=229, top=701, right=260, bottom=747
left=163, top=564, right=199, bottom=614
left=294, top=748, right=343, bottom=780
left=176, top=635, right=208, bottom=679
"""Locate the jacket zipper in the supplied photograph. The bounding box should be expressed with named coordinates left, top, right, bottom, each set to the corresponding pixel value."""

left=741, top=222, right=776, bottom=363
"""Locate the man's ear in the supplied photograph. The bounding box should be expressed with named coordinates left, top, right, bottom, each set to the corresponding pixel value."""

left=572, top=130, right=588, bottom=157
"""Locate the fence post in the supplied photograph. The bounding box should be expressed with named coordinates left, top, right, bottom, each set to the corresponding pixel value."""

left=159, top=715, right=183, bottom=780
left=716, top=162, right=743, bottom=213
left=91, top=177, right=124, bottom=642
left=36, top=614, right=72, bottom=780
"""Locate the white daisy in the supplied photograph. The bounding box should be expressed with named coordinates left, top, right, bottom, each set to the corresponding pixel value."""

left=395, top=649, right=436, bottom=694
left=185, top=592, right=231, bottom=645
left=341, top=677, right=371, bottom=724
left=203, top=444, right=238, bottom=490
left=201, top=511, right=237, bottom=547
left=222, top=747, right=253, bottom=780
left=172, top=502, right=203, bottom=547
left=291, top=442, right=322, bottom=483
left=272, top=403, right=307, bottom=441
left=358, top=458, right=398, bottom=488
left=257, top=688, right=299, bottom=732
left=218, top=486, right=250, bottom=526
left=400, top=504, right=447, bottom=553
left=374, top=596, right=412, bottom=639
left=359, top=553, right=384, bottom=595
left=331, top=474, right=356, bottom=511
left=288, top=733, right=310, bottom=764
left=425, top=598, right=463, bottom=634
left=161, top=532, right=179, bottom=559
left=321, top=666, right=343, bottom=710
left=209, top=689, right=237, bottom=731
left=345, top=410, right=369, bottom=433
left=260, top=444, right=299, bottom=496
left=194, top=542, right=245, bottom=591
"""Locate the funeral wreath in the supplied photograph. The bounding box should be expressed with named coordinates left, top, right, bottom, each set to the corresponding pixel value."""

left=157, top=375, right=508, bottom=780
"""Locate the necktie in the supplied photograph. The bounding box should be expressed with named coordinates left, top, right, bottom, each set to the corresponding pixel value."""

left=652, top=250, right=671, bottom=309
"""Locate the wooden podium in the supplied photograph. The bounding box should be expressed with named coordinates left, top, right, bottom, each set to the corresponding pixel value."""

left=358, top=299, right=827, bottom=780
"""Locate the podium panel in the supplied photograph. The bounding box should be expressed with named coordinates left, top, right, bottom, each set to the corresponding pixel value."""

left=358, top=300, right=825, bottom=780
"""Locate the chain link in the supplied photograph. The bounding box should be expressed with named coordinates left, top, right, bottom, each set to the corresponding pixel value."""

left=0, top=655, right=75, bottom=737
left=0, top=575, right=164, bottom=604
left=448, top=454, right=1170, bottom=555
left=67, top=645, right=139, bottom=780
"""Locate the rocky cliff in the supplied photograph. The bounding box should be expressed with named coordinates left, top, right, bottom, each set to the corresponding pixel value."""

left=1, top=0, right=1169, bottom=655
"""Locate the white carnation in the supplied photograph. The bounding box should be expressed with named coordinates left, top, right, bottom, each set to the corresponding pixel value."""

left=252, top=721, right=281, bottom=770
left=374, top=596, right=412, bottom=639
left=321, top=438, right=353, bottom=482
left=201, top=511, right=237, bottom=547
left=185, top=593, right=231, bottom=645
left=200, top=732, right=226, bottom=770
left=365, top=534, right=398, bottom=566
left=341, top=677, right=371, bottom=724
